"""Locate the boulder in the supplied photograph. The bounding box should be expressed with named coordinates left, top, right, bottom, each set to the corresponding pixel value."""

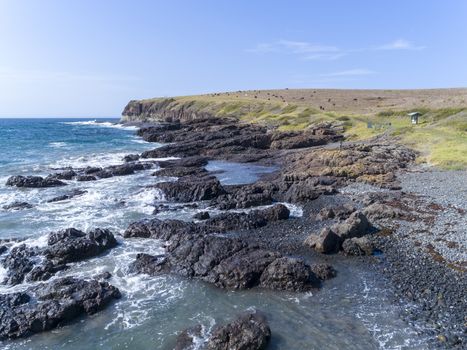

left=304, top=228, right=342, bottom=254
left=207, top=312, right=271, bottom=350
left=331, top=211, right=371, bottom=240
left=6, top=175, right=66, bottom=188
left=260, top=257, right=320, bottom=291
left=342, top=236, right=374, bottom=256
left=363, top=202, right=403, bottom=222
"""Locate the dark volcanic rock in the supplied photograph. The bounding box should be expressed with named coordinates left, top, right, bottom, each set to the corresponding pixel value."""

left=124, top=205, right=290, bottom=241
left=76, top=175, right=97, bottom=182
left=123, top=154, right=140, bottom=162
left=1, top=244, right=42, bottom=285
left=259, top=257, right=320, bottom=291
left=2, top=202, right=33, bottom=210
left=47, top=189, right=87, bottom=203
left=155, top=175, right=225, bottom=202
left=342, top=236, right=374, bottom=256
left=6, top=175, right=66, bottom=188
left=174, top=325, right=203, bottom=350
left=50, top=169, right=77, bottom=180
left=193, top=211, right=210, bottom=220
left=129, top=233, right=317, bottom=292
left=213, top=183, right=276, bottom=210
left=2, top=228, right=117, bottom=285
left=84, top=166, right=102, bottom=175
left=124, top=219, right=197, bottom=240
left=207, top=312, right=271, bottom=350
left=0, top=277, right=121, bottom=340
left=310, top=263, right=337, bottom=280
left=46, top=228, right=118, bottom=264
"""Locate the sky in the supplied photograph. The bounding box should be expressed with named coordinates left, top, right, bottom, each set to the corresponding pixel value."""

left=0, top=0, right=466, bottom=117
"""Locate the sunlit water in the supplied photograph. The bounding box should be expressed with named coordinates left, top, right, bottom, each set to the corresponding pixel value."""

left=0, top=119, right=430, bottom=349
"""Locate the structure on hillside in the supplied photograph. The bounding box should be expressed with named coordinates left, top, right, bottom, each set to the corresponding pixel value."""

left=408, top=112, right=421, bottom=124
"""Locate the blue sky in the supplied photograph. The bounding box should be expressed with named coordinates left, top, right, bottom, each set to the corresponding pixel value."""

left=0, top=0, right=466, bottom=117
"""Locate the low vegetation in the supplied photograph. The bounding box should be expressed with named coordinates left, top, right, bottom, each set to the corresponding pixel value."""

left=137, top=90, right=467, bottom=169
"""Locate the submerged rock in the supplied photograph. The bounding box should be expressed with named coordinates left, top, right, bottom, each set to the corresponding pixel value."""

left=2, top=202, right=33, bottom=210
left=6, top=175, right=66, bottom=188
left=47, top=189, right=87, bottom=203
left=0, top=277, right=120, bottom=340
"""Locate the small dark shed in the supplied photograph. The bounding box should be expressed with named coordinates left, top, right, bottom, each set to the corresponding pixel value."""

left=408, top=112, right=421, bottom=125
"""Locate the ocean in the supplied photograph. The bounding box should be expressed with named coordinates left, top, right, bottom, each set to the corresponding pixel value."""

left=0, top=118, right=428, bottom=349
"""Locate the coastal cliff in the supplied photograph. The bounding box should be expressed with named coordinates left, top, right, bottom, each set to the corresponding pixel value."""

left=121, top=89, right=467, bottom=169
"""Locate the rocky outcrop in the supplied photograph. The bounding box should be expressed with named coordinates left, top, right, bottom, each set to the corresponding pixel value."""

left=124, top=204, right=290, bottom=240
left=6, top=175, right=66, bottom=188
left=8, top=162, right=154, bottom=188
left=174, top=312, right=271, bottom=350
left=128, top=232, right=319, bottom=292
left=0, top=276, right=120, bottom=340
left=46, top=228, right=118, bottom=264
left=1, top=228, right=117, bottom=285
left=155, top=175, right=225, bottom=202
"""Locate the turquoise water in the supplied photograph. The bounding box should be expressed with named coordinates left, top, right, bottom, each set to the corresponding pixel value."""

left=0, top=119, right=429, bottom=349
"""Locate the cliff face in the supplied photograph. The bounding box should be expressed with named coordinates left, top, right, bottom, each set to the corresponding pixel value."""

left=121, top=98, right=218, bottom=123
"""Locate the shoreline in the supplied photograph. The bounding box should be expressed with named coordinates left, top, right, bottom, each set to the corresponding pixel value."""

left=0, top=116, right=465, bottom=348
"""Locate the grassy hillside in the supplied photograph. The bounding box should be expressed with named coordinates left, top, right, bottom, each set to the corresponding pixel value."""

left=132, top=89, right=467, bottom=169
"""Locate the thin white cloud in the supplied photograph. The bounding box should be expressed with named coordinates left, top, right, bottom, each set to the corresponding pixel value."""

left=376, top=39, right=426, bottom=51
left=321, top=68, right=376, bottom=77
left=248, top=38, right=426, bottom=60
left=247, top=40, right=343, bottom=60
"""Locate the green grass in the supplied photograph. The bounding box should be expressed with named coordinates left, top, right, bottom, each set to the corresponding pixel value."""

left=136, top=96, right=467, bottom=169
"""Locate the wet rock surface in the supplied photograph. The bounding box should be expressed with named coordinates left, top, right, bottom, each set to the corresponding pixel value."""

left=127, top=222, right=319, bottom=292
left=2, top=202, right=33, bottom=211
left=0, top=276, right=120, bottom=340
left=174, top=311, right=271, bottom=350
left=7, top=161, right=155, bottom=187
left=6, top=175, right=66, bottom=188
left=1, top=228, right=118, bottom=285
